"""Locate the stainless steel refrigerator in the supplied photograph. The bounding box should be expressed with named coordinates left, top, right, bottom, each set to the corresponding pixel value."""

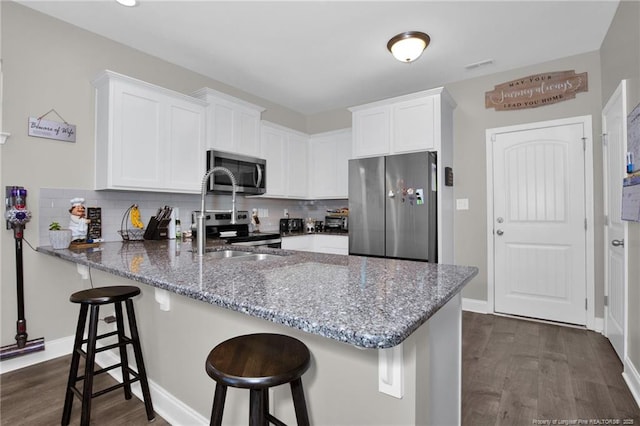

left=348, top=152, right=437, bottom=262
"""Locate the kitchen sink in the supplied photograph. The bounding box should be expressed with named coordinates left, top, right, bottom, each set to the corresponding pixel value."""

left=199, top=249, right=281, bottom=261
left=232, top=253, right=279, bottom=261
left=203, top=249, right=254, bottom=259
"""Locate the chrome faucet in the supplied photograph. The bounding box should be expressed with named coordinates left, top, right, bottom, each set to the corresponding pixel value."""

left=196, top=166, right=237, bottom=256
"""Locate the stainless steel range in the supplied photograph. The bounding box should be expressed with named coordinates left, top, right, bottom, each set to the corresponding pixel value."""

left=191, top=210, right=281, bottom=248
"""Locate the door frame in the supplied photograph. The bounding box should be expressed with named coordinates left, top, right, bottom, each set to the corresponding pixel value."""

left=485, top=115, right=596, bottom=330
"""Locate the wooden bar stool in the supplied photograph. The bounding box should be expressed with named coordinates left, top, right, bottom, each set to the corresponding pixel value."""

left=61, top=285, right=155, bottom=426
left=205, top=333, right=311, bottom=426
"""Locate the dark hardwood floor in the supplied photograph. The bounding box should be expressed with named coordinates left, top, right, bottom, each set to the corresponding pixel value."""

left=1, top=313, right=639, bottom=425
left=0, top=356, right=170, bottom=425
left=462, top=311, right=640, bottom=426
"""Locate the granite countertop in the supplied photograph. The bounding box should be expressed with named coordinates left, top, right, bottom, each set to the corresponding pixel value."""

left=37, top=240, right=477, bottom=349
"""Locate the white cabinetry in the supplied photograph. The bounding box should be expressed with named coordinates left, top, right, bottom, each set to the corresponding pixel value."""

left=352, top=105, right=390, bottom=157
left=282, top=234, right=348, bottom=255
left=260, top=121, right=308, bottom=198
left=281, top=235, right=313, bottom=251
left=308, top=129, right=351, bottom=199
left=349, top=87, right=455, bottom=264
left=350, top=87, right=451, bottom=158
left=92, top=70, right=207, bottom=193
left=192, top=88, right=264, bottom=157
left=312, top=234, right=349, bottom=255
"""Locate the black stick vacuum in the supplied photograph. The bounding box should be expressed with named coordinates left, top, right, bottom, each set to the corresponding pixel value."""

left=1, top=186, right=45, bottom=361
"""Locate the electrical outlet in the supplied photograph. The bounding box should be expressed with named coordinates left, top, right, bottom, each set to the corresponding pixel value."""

left=456, top=198, right=469, bottom=210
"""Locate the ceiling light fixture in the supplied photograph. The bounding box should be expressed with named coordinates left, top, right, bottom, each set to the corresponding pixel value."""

left=116, top=0, right=137, bottom=7
left=387, top=31, right=430, bottom=63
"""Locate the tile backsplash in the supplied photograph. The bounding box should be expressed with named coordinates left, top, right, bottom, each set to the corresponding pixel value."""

left=39, top=188, right=347, bottom=245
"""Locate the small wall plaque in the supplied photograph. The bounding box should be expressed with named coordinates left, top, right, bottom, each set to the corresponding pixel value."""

left=28, top=117, right=76, bottom=142
left=485, top=70, right=588, bottom=111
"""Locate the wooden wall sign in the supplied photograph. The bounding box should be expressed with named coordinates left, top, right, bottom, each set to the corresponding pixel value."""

left=485, top=70, right=588, bottom=111
left=28, top=117, right=76, bottom=142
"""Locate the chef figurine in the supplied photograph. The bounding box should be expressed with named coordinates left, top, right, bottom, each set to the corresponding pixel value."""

left=69, top=197, right=90, bottom=241
left=251, top=208, right=260, bottom=233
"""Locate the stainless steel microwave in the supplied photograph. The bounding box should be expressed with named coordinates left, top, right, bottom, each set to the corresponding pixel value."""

left=206, top=150, right=266, bottom=195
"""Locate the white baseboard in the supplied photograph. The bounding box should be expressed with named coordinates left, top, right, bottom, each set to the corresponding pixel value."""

left=623, top=356, right=640, bottom=409
left=462, top=298, right=489, bottom=314
left=95, top=348, right=208, bottom=425
left=0, top=335, right=74, bottom=374
left=592, top=317, right=604, bottom=333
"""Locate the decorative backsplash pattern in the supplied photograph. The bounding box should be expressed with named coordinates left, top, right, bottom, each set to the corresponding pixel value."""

left=38, top=188, right=346, bottom=245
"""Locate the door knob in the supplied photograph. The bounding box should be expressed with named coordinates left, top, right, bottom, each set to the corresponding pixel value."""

left=496, top=229, right=504, bottom=236
left=611, top=239, right=625, bottom=247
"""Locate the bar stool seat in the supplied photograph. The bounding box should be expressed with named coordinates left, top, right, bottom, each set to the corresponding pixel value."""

left=62, top=285, right=154, bottom=426
left=206, top=333, right=311, bottom=426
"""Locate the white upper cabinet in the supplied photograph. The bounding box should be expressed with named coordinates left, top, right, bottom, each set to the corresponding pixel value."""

left=308, top=129, right=351, bottom=199
left=351, top=105, right=390, bottom=157
left=260, top=124, right=288, bottom=197
left=392, top=96, right=436, bottom=153
left=260, top=121, right=308, bottom=198
left=92, top=70, right=207, bottom=193
left=193, top=88, right=264, bottom=157
left=350, top=87, right=454, bottom=158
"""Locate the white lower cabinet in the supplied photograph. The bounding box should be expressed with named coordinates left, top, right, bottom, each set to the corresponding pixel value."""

left=282, top=235, right=348, bottom=255
left=312, top=234, right=349, bottom=255
left=93, top=70, right=207, bottom=193
left=281, top=235, right=314, bottom=251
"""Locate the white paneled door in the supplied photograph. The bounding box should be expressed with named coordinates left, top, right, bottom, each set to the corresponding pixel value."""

left=603, top=80, right=627, bottom=361
left=491, top=120, right=588, bottom=325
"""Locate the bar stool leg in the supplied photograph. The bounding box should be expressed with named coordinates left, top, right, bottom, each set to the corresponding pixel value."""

left=262, top=390, right=269, bottom=426
left=80, top=305, right=100, bottom=426
left=114, top=301, right=132, bottom=400
left=62, top=304, right=88, bottom=425
left=210, top=383, right=227, bottom=426
left=125, top=299, right=155, bottom=421
left=249, top=388, right=265, bottom=426
left=290, top=378, right=310, bottom=426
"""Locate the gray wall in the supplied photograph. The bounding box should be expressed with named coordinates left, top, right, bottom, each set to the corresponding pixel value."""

left=446, top=51, right=604, bottom=311
left=599, top=0, right=640, bottom=378
left=0, top=1, right=307, bottom=346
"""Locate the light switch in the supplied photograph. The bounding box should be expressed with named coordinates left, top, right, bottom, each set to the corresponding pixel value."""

left=456, top=198, right=469, bottom=210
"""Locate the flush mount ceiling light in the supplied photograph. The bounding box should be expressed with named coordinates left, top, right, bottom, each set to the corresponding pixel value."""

left=116, top=0, right=137, bottom=7
left=387, top=31, right=431, bottom=63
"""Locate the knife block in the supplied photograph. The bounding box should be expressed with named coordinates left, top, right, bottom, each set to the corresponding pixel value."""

left=143, top=217, right=170, bottom=240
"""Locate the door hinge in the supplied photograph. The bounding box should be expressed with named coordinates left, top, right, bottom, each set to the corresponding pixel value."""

left=585, top=298, right=588, bottom=310
left=585, top=218, right=588, bottom=231
left=605, top=214, right=609, bottom=227
left=582, top=137, right=586, bottom=151
left=491, top=133, right=496, bottom=142
left=602, top=133, right=608, bottom=146
left=604, top=295, right=608, bottom=307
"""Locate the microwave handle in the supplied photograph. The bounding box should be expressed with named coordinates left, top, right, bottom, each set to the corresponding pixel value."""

left=255, top=164, right=263, bottom=188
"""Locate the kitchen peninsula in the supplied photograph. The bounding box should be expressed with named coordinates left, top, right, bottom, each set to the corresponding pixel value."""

left=38, top=240, right=477, bottom=425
